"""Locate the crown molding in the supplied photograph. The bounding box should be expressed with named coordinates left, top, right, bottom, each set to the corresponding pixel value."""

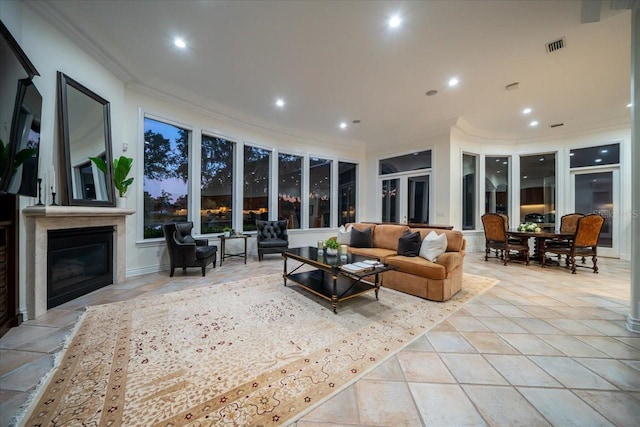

left=127, top=82, right=366, bottom=151
left=25, top=0, right=132, bottom=83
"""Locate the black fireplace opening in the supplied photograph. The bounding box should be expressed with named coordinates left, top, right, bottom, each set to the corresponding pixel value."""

left=47, top=226, right=114, bottom=309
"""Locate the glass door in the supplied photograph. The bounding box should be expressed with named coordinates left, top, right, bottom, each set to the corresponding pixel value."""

left=408, top=175, right=429, bottom=224
left=570, top=168, right=619, bottom=257
left=381, top=178, right=400, bottom=222
left=380, top=173, right=430, bottom=224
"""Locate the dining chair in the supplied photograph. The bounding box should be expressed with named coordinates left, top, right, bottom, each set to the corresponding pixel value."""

left=481, top=213, right=530, bottom=266
left=543, top=214, right=605, bottom=274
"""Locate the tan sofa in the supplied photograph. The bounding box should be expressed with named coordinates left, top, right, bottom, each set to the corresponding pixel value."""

left=344, top=223, right=466, bottom=301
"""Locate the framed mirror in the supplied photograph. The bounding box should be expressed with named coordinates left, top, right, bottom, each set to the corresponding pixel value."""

left=57, top=72, right=114, bottom=206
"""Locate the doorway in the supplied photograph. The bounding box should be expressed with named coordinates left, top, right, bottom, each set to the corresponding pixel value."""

left=380, top=173, right=431, bottom=224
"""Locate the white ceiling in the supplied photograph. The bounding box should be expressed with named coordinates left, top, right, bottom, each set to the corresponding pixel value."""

left=33, top=0, right=632, bottom=149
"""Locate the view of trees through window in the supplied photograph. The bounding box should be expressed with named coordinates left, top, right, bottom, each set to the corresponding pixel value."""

left=243, top=145, right=270, bottom=231
left=201, top=135, right=234, bottom=234
left=143, top=117, right=189, bottom=238
left=309, top=158, right=332, bottom=228
left=278, top=153, right=302, bottom=229
left=339, top=162, right=357, bottom=225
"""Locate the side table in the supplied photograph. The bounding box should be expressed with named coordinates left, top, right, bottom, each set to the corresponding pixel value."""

left=219, top=234, right=251, bottom=265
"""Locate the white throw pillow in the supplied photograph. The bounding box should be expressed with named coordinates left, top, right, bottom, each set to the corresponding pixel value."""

left=419, top=231, right=448, bottom=262
left=336, top=224, right=353, bottom=245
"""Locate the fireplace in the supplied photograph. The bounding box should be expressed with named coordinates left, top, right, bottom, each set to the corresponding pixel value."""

left=47, top=226, right=114, bottom=308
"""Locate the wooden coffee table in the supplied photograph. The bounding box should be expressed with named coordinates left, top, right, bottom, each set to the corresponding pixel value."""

left=283, top=247, right=396, bottom=313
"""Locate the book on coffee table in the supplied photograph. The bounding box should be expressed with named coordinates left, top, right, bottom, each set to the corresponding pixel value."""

left=340, top=260, right=384, bottom=273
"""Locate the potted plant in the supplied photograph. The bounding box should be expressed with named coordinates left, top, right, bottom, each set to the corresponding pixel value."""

left=90, top=155, right=134, bottom=207
left=223, top=226, right=232, bottom=237
left=325, top=238, right=340, bottom=256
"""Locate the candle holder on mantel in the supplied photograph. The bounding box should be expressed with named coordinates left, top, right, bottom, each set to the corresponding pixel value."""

left=35, top=178, right=44, bottom=206
left=50, top=187, right=58, bottom=206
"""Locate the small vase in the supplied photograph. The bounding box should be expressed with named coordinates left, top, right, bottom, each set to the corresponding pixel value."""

left=326, top=248, right=338, bottom=256
left=116, top=196, right=127, bottom=208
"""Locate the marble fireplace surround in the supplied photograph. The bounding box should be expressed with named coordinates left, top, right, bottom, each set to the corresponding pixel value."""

left=23, top=206, right=135, bottom=319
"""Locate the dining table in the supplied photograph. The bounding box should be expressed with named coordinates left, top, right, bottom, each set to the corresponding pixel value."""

left=507, top=229, right=574, bottom=266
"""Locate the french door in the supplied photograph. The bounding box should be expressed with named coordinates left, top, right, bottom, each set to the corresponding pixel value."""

left=569, top=168, right=619, bottom=257
left=381, top=173, right=431, bottom=224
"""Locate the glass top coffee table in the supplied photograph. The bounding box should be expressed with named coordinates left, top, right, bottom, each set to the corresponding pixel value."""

left=283, top=247, right=396, bottom=313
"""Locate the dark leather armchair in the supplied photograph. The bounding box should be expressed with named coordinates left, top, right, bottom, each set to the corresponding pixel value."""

left=256, top=219, right=289, bottom=261
left=163, top=222, right=218, bottom=276
left=481, top=213, right=529, bottom=265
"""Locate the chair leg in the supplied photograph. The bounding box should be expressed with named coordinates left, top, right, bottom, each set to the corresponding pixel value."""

left=525, top=250, right=530, bottom=266
left=201, top=265, right=206, bottom=276
left=503, top=251, right=508, bottom=266
left=485, top=246, right=489, bottom=261
left=570, top=255, right=577, bottom=274
left=170, top=267, right=175, bottom=277
left=592, top=255, right=599, bottom=273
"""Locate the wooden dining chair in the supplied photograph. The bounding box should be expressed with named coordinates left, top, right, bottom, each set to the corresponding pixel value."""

left=545, top=213, right=584, bottom=263
left=481, top=213, right=530, bottom=266
left=544, top=214, right=605, bottom=274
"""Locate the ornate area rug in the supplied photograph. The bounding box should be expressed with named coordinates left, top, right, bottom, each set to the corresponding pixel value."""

left=21, top=273, right=497, bottom=426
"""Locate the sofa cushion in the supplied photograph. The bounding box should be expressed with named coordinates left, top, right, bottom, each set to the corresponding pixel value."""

left=385, top=255, right=447, bottom=280
left=413, top=228, right=464, bottom=252
left=419, top=231, right=448, bottom=262
left=348, top=247, right=396, bottom=260
left=337, top=224, right=353, bottom=245
left=397, top=230, right=421, bottom=257
left=372, top=224, right=410, bottom=250
left=350, top=227, right=373, bottom=248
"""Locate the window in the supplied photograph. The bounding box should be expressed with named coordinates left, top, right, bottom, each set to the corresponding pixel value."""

left=379, top=150, right=431, bottom=175
left=485, top=156, right=509, bottom=216
left=201, top=135, right=234, bottom=234
left=309, top=157, right=332, bottom=228
left=278, top=153, right=302, bottom=228
left=462, top=154, right=476, bottom=230
left=570, top=143, right=620, bottom=168
left=243, top=145, right=270, bottom=231
left=143, top=117, right=190, bottom=238
left=338, top=162, right=357, bottom=225
left=520, top=153, right=556, bottom=228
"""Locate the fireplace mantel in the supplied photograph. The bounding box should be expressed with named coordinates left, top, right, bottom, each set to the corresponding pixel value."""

left=24, top=206, right=135, bottom=319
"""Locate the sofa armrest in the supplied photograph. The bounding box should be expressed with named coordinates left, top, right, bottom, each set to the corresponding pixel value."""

left=434, top=252, right=463, bottom=273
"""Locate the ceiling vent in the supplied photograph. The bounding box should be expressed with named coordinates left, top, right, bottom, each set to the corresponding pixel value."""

left=546, top=37, right=566, bottom=53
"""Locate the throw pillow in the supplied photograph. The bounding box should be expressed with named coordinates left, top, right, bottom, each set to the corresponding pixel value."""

left=350, top=227, right=373, bottom=248
left=397, top=230, right=421, bottom=257
left=175, top=223, right=196, bottom=244
left=336, top=224, right=353, bottom=245
left=419, top=230, right=448, bottom=262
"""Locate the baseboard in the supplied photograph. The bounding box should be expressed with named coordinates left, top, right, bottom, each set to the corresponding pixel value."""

left=126, top=263, right=169, bottom=277
left=626, top=314, right=640, bottom=334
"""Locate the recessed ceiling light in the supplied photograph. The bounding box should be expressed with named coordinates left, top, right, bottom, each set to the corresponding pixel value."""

left=595, top=158, right=602, bottom=163
left=275, top=98, right=285, bottom=108
left=388, top=15, right=402, bottom=28
left=522, top=108, right=532, bottom=115
left=529, top=120, right=539, bottom=127
left=448, top=77, right=459, bottom=87
left=627, top=103, right=633, bottom=108
left=174, top=37, right=186, bottom=48
left=339, top=122, right=348, bottom=129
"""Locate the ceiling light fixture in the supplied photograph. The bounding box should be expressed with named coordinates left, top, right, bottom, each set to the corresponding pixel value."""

left=174, top=37, right=186, bottom=48
left=628, top=103, right=633, bottom=108
left=529, top=120, right=539, bottom=127
left=448, top=77, right=459, bottom=87
left=522, top=108, right=532, bottom=115
left=275, top=98, right=285, bottom=108
left=339, top=122, right=348, bottom=129
left=388, top=15, right=402, bottom=28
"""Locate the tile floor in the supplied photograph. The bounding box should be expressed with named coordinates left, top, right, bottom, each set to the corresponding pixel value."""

left=1, top=253, right=638, bottom=426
